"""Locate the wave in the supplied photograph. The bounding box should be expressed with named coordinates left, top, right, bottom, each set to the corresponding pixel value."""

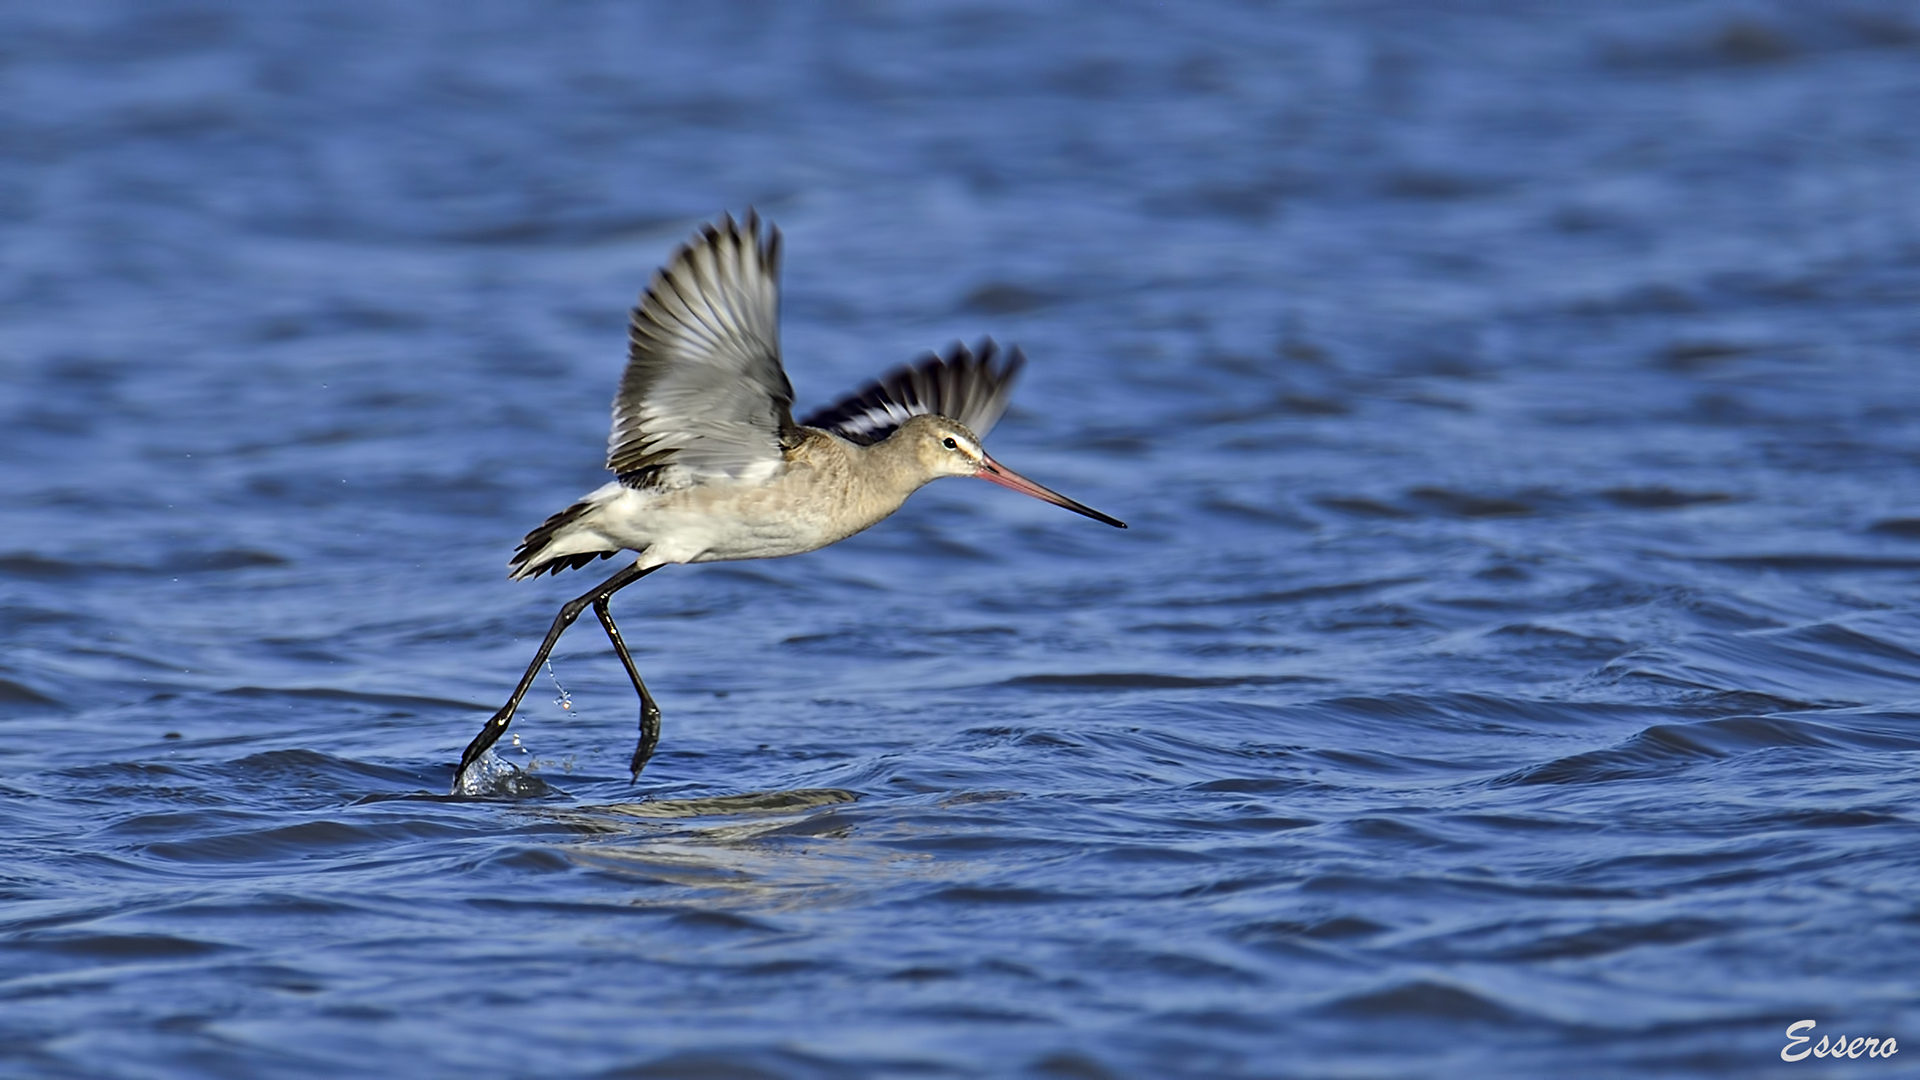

left=1495, top=709, right=1920, bottom=787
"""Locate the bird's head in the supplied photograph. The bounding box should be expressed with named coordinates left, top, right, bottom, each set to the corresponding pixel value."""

left=897, top=415, right=1126, bottom=528
left=904, top=415, right=990, bottom=479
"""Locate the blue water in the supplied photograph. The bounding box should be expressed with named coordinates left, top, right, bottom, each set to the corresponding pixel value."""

left=5, top=2, right=1920, bottom=1076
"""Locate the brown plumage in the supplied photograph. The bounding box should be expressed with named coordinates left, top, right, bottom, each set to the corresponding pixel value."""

left=455, top=212, right=1123, bottom=794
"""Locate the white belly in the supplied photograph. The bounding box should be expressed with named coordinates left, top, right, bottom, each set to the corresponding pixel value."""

left=584, top=472, right=880, bottom=566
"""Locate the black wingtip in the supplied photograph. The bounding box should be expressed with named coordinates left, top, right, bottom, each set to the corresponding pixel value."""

left=1000, top=341, right=1028, bottom=381
left=729, top=206, right=779, bottom=271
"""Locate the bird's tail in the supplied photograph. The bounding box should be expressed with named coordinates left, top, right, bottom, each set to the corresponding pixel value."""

left=508, top=500, right=621, bottom=580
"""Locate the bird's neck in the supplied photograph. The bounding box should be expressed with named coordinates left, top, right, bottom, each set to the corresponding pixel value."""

left=783, top=429, right=937, bottom=544
left=854, top=433, right=940, bottom=510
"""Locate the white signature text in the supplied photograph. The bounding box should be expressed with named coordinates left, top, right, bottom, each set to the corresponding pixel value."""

left=1783, top=1020, right=1898, bottom=1062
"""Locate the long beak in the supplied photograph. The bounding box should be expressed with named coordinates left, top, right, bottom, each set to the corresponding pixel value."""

left=976, top=454, right=1127, bottom=528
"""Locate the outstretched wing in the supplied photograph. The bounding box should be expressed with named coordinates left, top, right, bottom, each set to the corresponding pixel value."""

left=609, top=211, right=798, bottom=488
left=799, top=339, right=1025, bottom=446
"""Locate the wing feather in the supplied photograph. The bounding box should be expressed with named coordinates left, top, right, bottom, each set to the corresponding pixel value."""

left=609, top=211, right=796, bottom=488
left=799, top=339, right=1025, bottom=446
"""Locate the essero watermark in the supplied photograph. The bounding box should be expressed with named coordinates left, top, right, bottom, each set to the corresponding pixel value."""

left=1782, top=1020, right=1898, bottom=1061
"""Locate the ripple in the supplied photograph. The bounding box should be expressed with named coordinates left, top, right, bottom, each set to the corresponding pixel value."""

left=144, top=817, right=473, bottom=864
left=999, top=672, right=1302, bottom=690
left=1494, top=712, right=1920, bottom=787
left=591, top=788, right=859, bottom=819
left=1405, top=486, right=1539, bottom=518
left=1600, top=486, right=1736, bottom=510
left=5, top=932, right=233, bottom=960
left=1596, top=617, right=1920, bottom=700
left=1456, top=917, right=1728, bottom=962
left=215, top=687, right=479, bottom=713
left=0, top=549, right=289, bottom=579
left=1707, top=553, right=1920, bottom=571
left=1317, top=980, right=1531, bottom=1024
left=0, top=677, right=61, bottom=711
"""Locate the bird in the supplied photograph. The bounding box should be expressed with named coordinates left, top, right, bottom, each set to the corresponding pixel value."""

left=453, top=211, right=1125, bottom=794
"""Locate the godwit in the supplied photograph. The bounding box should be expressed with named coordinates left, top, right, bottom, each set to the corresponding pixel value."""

left=454, top=211, right=1124, bottom=793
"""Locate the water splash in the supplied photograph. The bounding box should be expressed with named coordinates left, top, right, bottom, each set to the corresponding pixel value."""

left=452, top=749, right=555, bottom=799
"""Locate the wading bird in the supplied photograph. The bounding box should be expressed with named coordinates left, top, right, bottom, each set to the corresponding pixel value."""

left=454, top=212, right=1124, bottom=793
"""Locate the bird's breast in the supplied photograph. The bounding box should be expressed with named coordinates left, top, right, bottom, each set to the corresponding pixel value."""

left=593, top=434, right=921, bottom=565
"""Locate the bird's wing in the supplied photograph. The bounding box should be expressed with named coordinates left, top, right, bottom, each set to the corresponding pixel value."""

left=609, top=211, right=798, bottom=488
left=798, top=339, right=1025, bottom=446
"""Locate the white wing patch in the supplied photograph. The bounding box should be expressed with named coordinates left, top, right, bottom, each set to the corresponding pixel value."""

left=800, top=339, right=1024, bottom=447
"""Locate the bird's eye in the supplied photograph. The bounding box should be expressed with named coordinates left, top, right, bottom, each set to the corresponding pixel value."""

left=942, top=437, right=958, bottom=450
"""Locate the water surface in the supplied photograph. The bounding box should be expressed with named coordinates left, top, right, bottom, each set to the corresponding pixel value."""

left=4, top=2, right=1920, bottom=1076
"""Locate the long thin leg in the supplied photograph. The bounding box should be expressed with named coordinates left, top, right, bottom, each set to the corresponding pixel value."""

left=591, top=597, right=662, bottom=782
left=454, top=562, right=662, bottom=792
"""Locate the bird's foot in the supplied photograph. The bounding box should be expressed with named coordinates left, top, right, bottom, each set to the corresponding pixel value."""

left=627, top=702, right=663, bottom=783
left=453, top=704, right=518, bottom=795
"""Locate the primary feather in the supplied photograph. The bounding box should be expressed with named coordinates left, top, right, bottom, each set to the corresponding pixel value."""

left=609, top=210, right=797, bottom=489
left=799, top=339, right=1025, bottom=446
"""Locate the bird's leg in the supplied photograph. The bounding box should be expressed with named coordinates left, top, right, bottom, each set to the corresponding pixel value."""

left=591, top=596, right=663, bottom=782
left=454, top=562, right=661, bottom=793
